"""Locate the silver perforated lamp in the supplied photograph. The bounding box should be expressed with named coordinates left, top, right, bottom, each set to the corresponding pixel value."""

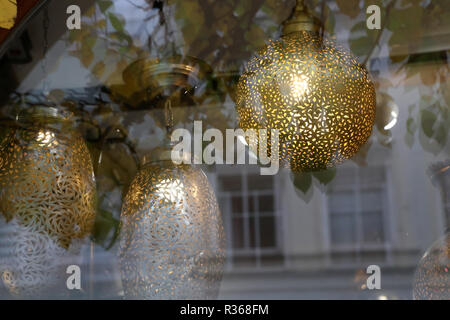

left=118, top=60, right=226, bottom=299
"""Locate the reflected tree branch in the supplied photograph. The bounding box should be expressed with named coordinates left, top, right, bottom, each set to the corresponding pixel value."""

left=362, top=0, right=397, bottom=67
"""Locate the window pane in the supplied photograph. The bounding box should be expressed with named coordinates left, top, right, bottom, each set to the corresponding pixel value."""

left=219, top=175, right=242, bottom=192
left=249, top=195, right=255, bottom=214
left=231, top=196, right=243, bottom=215
left=259, top=195, right=274, bottom=213
left=260, top=216, right=276, bottom=248
left=330, top=213, right=356, bottom=245
left=247, top=175, right=273, bottom=191
left=362, top=211, right=385, bottom=243
left=232, top=218, right=244, bottom=249
left=329, top=191, right=354, bottom=213
left=361, top=190, right=383, bottom=212
left=249, top=217, right=256, bottom=248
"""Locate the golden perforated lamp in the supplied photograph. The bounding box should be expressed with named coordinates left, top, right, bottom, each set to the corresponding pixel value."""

left=0, top=106, right=96, bottom=298
left=236, top=0, right=376, bottom=172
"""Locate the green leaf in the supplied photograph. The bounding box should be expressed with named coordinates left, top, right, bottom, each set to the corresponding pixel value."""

left=292, top=172, right=312, bottom=194
left=80, top=42, right=94, bottom=68
left=350, top=36, right=372, bottom=58
left=175, top=0, right=205, bottom=46
left=108, top=13, right=124, bottom=32
left=421, top=109, right=437, bottom=138
left=349, top=21, right=379, bottom=58
left=85, top=36, right=97, bottom=49
left=98, top=0, right=113, bottom=13
left=245, top=25, right=266, bottom=51
left=92, top=61, right=106, bottom=78
left=336, top=0, right=361, bottom=18
left=406, top=117, right=416, bottom=134
left=312, top=167, right=337, bottom=185
left=119, top=46, right=129, bottom=55
left=92, top=208, right=120, bottom=249
left=387, top=6, right=423, bottom=45
left=434, top=123, right=448, bottom=146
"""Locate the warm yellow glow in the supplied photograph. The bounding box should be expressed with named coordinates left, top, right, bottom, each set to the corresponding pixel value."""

left=290, top=74, right=309, bottom=100
left=36, top=130, right=55, bottom=145
left=237, top=31, right=376, bottom=172
left=156, top=178, right=184, bottom=202
left=0, top=120, right=96, bottom=298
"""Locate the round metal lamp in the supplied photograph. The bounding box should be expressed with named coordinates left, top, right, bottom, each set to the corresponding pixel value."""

left=236, top=0, right=376, bottom=172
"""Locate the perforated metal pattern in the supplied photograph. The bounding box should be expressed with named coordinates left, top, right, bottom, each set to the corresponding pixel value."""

left=119, top=162, right=225, bottom=300
left=0, top=123, right=96, bottom=297
left=236, top=31, right=376, bottom=171
left=0, top=219, right=84, bottom=298
left=413, top=233, right=449, bottom=300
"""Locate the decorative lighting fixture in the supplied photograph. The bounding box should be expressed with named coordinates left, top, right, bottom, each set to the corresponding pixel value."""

left=236, top=0, right=376, bottom=172
left=118, top=146, right=225, bottom=299
left=111, top=55, right=213, bottom=109
left=0, top=106, right=96, bottom=298
left=118, top=61, right=225, bottom=299
left=413, top=233, right=449, bottom=300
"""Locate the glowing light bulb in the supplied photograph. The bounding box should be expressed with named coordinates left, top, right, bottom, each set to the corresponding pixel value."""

left=290, top=74, right=310, bottom=100
left=156, top=178, right=184, bottom=202
left=36, top=130, right=55, bottom=145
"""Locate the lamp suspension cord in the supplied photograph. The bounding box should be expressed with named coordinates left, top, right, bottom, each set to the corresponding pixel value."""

left=164, top=99, right=174, bottom=135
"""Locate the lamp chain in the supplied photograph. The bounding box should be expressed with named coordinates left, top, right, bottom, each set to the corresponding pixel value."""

left=164, top=99, right=174, bottom=134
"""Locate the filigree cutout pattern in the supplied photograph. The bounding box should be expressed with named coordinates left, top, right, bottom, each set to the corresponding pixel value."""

left=236, top=31, right=376, bottom=172
left=119, top=162, right=225, bottom=300
left=0, top=122, right=96, bottom=297
left=413, top=233, right=449, bottom=300
left=0, top=218, right=84, bottom=298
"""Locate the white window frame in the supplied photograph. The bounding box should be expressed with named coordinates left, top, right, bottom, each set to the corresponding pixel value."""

left=324, top=163, right=393, bottom=265
left=209, top=165, right=283, bottom=269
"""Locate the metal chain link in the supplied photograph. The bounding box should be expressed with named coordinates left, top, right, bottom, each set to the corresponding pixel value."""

left=164, top=99, right=174, bottom=134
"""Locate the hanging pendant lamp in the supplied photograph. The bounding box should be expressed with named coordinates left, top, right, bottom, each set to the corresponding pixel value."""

left=118, top=142, right=226, bottom=299
left=236, top=0, right=376, bottom=172
left=118, top=60, right=226, bottom=299
left=0, top=106, right=96, bottom=298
